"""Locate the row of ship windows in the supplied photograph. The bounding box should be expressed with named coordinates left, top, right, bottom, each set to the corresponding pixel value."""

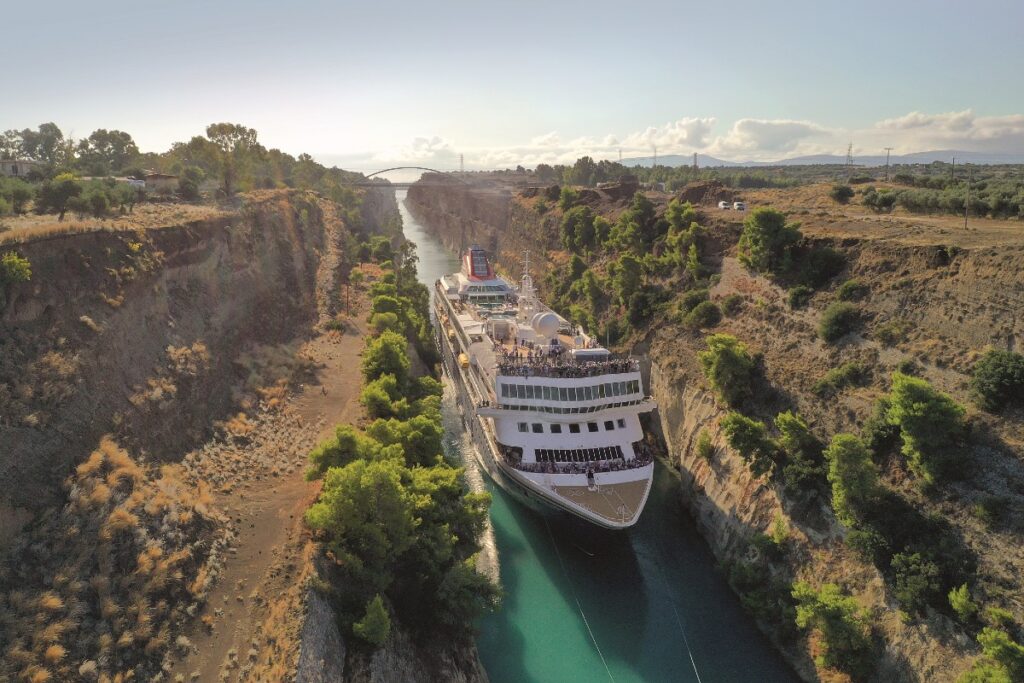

left=518, top=418, right=627, bottom=434
left=501, top=380, right=640, bottom=402
left=466, top=285, right=507, bottom=292
left=498, top=399, right=643, bottom=414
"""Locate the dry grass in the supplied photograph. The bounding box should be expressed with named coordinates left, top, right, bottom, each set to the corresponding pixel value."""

left=0, top=436, right=223, bottom=681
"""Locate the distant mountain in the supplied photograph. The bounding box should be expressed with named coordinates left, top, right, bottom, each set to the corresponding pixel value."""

left=621, top=150, right=1024, bottom=168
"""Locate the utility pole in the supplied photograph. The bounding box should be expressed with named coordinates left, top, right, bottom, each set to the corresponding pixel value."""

left=951, top=157, right=955, bottom=183
left=652, top=145, right=657, bottom=168
left=964, top=165, right=972, bottom=230
left=884, top=147, right=893, bottom=181
left=845, top=142, right=854, bottom=180
left=618, top=148, right=622, bottom=164
left=693, top=152, right=698, bottom=170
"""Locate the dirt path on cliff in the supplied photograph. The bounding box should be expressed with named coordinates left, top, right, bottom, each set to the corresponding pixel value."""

left=167, top=319, right=367, bottom=682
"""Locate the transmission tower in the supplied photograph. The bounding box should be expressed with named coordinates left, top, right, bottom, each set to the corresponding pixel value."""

left=693, top=152, right=698, bottom=170
left=618, top=148, right=622, bottom=163
left=652, top=145, right=657, bottom=168
left=845, top=142, right=854, bottom=179
left=884, top=147, right=894, bottom=181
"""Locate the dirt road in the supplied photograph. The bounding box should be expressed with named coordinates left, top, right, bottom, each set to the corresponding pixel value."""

left=167, top=322, right=366, bottom=682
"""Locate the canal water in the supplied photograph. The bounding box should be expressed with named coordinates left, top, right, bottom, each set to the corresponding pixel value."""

left=397, top=189, right=798, bottom=683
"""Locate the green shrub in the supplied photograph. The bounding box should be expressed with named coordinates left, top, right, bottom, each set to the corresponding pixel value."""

left=721, top=294, right=744, bottom=316
left=986, top=607, right=1015, bottom=629
left=948, top=583, right=978, bottom=623
left=558, top=186, right=580, bottom=211
left=792, top=581, right=873, bottom=676
left=0, top=251, right=32, bottom=285
left=886, top=372, right=966, bottom=485
left=977, top=627, right=1024, bottom=680
left=787, top=285, right=812, bottom=309
left=972, top=495, right=1011, bottom=529
left=836, top=279, right=869, bottom=301
left=798, top=247, right=846, bottom=288
left=874, top=319, right=910, bottom=346
left=971, top=349, right=1024, bottom=412
left=306, top=425, right=382, bottom=480
left=353, top=594, right=391, bottom=646
left=956, top=661, right=1013, bottom=682
left=830, top=184, right=855, bottom=203
left=721, top=412, right=775, bottom=477
left=679, top=288, right=709, bottom=314
left=360, top=375, right=410, bottom=419
left=696, top=430, right=715, bottom=461
left=819, top=302, right=861, bottom=342
left=684, top=300, right=721, bottom=329
left=813, top=362, right=870, bottom=396
left=824, top=434, right=878, bottom=528
left=698, top=334, right=756, bottom=407
left=891, top=551, right=942, bottom=613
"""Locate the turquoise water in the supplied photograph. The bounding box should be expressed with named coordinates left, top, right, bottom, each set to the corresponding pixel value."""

left=398, top=189, right=798, bottom=683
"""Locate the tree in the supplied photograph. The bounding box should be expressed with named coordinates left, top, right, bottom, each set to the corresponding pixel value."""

left=34, top=174, right=82, bottom=220
left=366, top=414, right=444, bottom=467
left=560, top=205, right=595, bottom=251
left=360, top=375, right=410, bottom=419
left=306, top=425, right=381, bottom=479
left=891, top=551, right=942, bottom=613
left=19, top=123, right=65, bottom=165
left=698, top=334, right=756, bottom=407
left=205, top=122, right=259, bottom=196
left=738, top=207, right=801, bottom=273
left=611, top=253, right=642, bottom=306
left=685, top=243, right=702, bottom=278
left=353, top=594, right=391, bottom=647
left=792, top=581, right=873, bottom=675
left=558, top=186, right=579, bottom=211
left=886, top=372, right=966, bottom=484
left=971, top=350, right=1024, bottom=412
left=948, top=583, right=978, bottom=623
left=356, top=593, right=395, bottom=647
left=977, top=628, right=1024, bottom=680
left=361, top=330, right=411, bottom=384
left=720, top=412, right=775, bottom=477
left=304, top=458, right=416, bottom=596
left=178, top=166, right=205, bottom=200
left=76, top=129, right=139, bottom=174
left=0, top=252, right=32, bottom=289
left=0, top=178, right=34, bottom=214
left=824, top=434, right=878, bottom=528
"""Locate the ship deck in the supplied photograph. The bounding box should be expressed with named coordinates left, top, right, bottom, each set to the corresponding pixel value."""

left=551, top=478, right=651, bottom=526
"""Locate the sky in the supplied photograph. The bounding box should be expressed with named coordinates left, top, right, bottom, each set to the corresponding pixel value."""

left=6, top=0, right=1024, bottom=170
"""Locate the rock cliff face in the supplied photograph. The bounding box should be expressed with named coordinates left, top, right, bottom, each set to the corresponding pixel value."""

left=0, top=189, right=392, bottom=545
left=404, top=176, right=1024, bottom=681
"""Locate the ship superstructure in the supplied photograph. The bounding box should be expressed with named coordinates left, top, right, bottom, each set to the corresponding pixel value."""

left=435, top=246, right=656, bottom=529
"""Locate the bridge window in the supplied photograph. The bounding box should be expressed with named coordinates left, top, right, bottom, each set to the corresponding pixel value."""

left=518, top=422, right=528, bottom=433
left=604, top=420, right=615, bottom=431
left=559, top=388, right=568, bottom=401
left=617, top=418, right=626, bottom=428
left=501, top=384, right=509, bottom=398
left=550, top=424, right=562, bottom=434
left=587, top=422, right=599, bottom=433
left=569, top=423, right=581, bottom=434
left=532, top=423, right=543, bottom=434
left=517, top=385, right=526, bottom=399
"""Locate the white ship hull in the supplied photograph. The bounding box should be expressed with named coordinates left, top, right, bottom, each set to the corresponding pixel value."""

left=433, top=250, right=656, bottom=530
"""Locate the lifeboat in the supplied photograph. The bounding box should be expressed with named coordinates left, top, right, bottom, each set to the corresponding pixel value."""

left=458, top=353, right=470, bottom=368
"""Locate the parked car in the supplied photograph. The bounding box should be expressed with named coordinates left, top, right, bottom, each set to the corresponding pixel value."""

left=733, top=201, right=747, bottom=211
left=717, top=201, right=731, bottom=209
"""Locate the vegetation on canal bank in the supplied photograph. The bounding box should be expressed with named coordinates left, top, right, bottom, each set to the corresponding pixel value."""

left=304, top=241, right=499, bottom=650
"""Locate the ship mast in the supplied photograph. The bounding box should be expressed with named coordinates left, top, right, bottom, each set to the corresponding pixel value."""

left=518, top=250, right=537, bottom=321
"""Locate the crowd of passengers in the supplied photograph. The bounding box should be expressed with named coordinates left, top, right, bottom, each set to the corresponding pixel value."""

left=496, top=341, right=638, bottom=379
left=497, top=443, right=654, bottom=474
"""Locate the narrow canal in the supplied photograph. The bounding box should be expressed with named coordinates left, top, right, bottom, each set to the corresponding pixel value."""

left=397, top=188, right=799, bottom=683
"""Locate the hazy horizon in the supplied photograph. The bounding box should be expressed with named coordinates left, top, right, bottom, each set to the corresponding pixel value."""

left=6, top=0, right=1024, bottom=170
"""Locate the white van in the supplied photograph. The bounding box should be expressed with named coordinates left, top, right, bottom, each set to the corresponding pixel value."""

left=733, top=201, right=747, bottom=211
left=717, top=201, right=730, bottom=209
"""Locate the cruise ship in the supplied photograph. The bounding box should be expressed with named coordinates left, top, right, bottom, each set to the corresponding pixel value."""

left=434, top=246, right=657, bottom=529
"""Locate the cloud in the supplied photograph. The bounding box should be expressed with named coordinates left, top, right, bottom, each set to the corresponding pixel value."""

left=362, top=109, right=1024, bottom=170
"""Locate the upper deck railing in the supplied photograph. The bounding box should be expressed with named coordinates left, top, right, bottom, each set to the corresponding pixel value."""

left=497, top=356, right=640, bottom=378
